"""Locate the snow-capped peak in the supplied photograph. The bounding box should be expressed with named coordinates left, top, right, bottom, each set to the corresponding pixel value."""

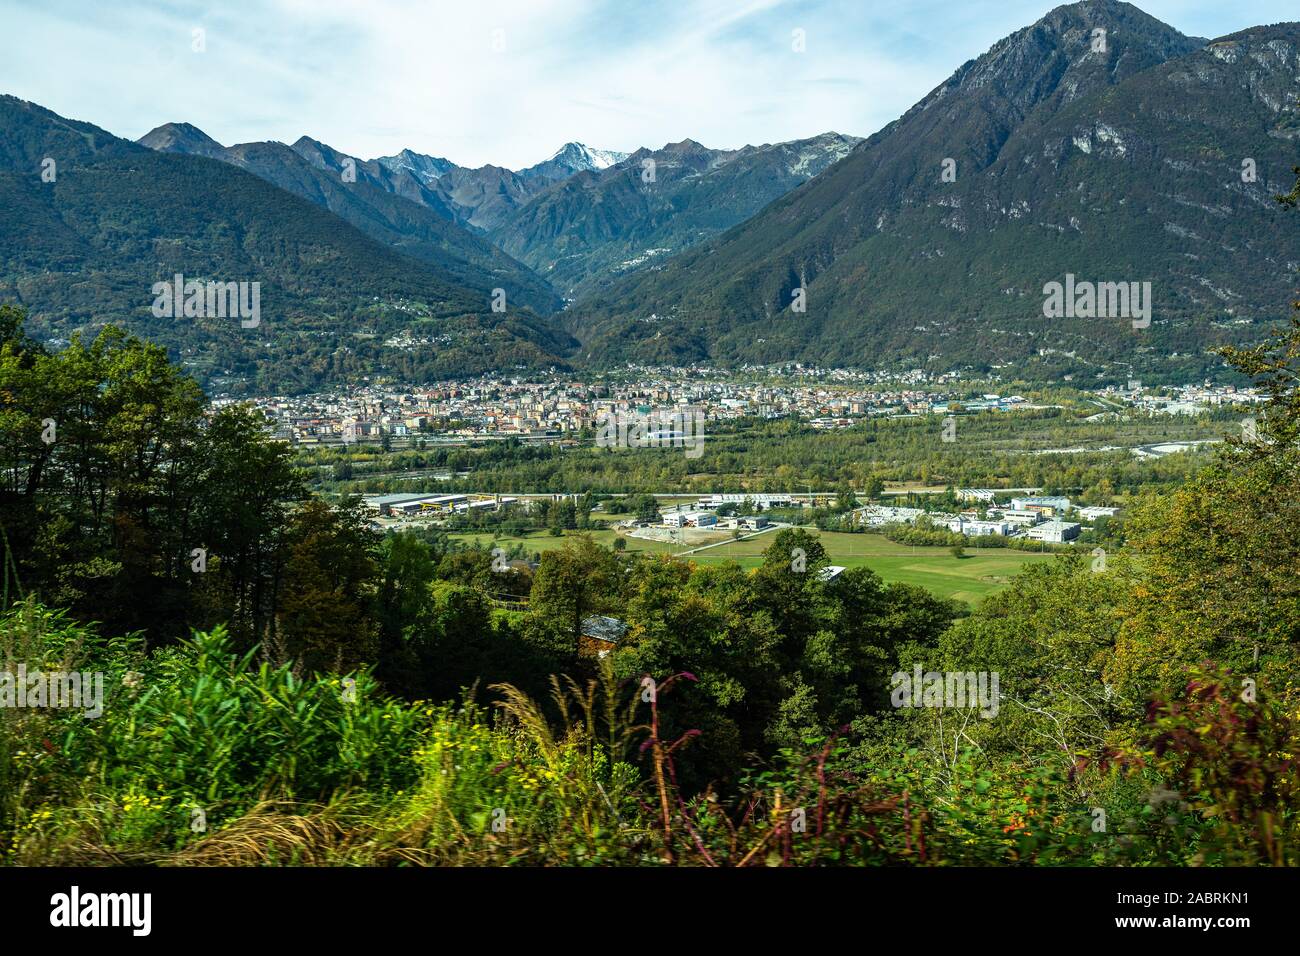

left=547, top=142, right=628, bottom=170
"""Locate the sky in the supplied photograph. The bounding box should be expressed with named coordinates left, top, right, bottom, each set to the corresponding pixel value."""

left=0, top=0, right=1294, bottom=170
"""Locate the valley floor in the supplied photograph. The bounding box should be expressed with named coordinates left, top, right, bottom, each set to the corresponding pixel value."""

left=448, top=527, right=1055, bottom=603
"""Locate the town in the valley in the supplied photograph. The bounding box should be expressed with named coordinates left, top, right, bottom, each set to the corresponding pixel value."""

left=228, top=366, right=1263, bottom=448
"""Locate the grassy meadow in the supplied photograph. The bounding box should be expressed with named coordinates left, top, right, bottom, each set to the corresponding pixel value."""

left=448, top=526, right=1057, bottom=603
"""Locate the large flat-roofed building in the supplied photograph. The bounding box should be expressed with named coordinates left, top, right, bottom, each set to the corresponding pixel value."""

left=1010, top=495, right=1071, bottom=515
left=1021, top=520, right=1080, bottom=543
left=998, top=509, right=1044, bottom=527
left=453, top=498, right=505, bottom=513
left=363, top=493, right=469, bottom=516
left=698, top=493, right=794, bottom=510
left=946, top=518, right=1010, bottom=537
left=408, top=494, right=469, bottom=514
left=1078, top=506, right=1119, bottom=521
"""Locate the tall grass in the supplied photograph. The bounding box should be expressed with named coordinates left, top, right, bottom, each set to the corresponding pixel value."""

left=3, top=602, right=1296, bottom=866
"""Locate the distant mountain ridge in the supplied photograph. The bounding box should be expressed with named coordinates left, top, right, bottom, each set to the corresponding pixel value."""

left=139, top=124, right=562, bottom=315
left=368, top=141, right=630, bottom=232
left=143, top=122, right=863, bottom=307
left=518, top=142, right=631, bottom=181
left=0, top=96, right=575, bottom=394
left=564, top=1, right=1300, bottom=383
left=490, top=132, right=862, bottom=300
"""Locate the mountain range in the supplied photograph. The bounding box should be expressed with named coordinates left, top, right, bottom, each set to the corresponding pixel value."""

left=489, top=134, right=861, bottom=300
left=141, top=126, right=856, bottom=299
left=2, top=0, right=1299, bottom=391
left=368, top=141, right=630, bottom=232
left=0, top=96, right=575, bottom=393
left=566, top=0, right=1300, bottom=382
left=137, top=122, right=562, bottom=315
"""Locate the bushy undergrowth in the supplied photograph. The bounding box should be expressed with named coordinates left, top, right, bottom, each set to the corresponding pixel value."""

left=3, top=600, right=1296, bottom=866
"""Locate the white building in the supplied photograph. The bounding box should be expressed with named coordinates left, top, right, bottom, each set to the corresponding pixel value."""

left=1010, top=496, right=1071, bottom=514
left=364, top=493, right=468, bottom=516
left=950, top=519, right=1010, bottom=537
left=698, top=493, right=794, bottom=510
left=996, top=509, right=1044, bottom=527
left=1021, top=520, right=1080, bottom=543
left=663, top=511, right=717, bottom=528
left=1077, top=506, right=1119, bottom=521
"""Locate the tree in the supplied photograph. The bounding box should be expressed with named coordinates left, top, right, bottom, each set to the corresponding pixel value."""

left=192, top=405, right=306, bottom=647
left=835, top=484, right=858, bottom=512
left=376, top=530, right=436, bottom=647
left=630, top=494, right=661, bottom=524
left=275, top=498, right=380, bottom=673
left=1106, top=165, right=1300, bottom=702
left=527, top=535, right=623, bottom=659
left=614, top=559, right=782, bottom=787
left=2, top=314, right=217, bottom=638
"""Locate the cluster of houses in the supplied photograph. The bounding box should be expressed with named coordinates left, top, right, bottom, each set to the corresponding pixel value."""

left=1099, top=380, right=1264, bottom=417
left=650, top=493, right=800, bottom=531
left=627, top=489, right=1117, bottom=544
left=229, top=365, right=1048, bottom=447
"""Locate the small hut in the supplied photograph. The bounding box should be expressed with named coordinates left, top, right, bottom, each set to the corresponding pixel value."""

left=579, top=615, right=627, bottom=658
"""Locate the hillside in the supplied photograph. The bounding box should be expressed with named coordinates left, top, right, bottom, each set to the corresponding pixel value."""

left=139, top=124, right=563, bottom=315
left=0, top=96, right=574, bottom=393
left=565, top=1, right=1300, bottom=383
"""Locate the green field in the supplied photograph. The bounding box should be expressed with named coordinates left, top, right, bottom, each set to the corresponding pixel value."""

left=448, top=527, right=1057, bottom=604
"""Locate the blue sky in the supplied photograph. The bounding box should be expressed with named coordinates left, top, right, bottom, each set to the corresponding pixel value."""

left=0, top=0, right=1294, bottom=169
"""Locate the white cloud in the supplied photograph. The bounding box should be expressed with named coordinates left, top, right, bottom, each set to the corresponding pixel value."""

left=0, top=0, right=1289, bottom=169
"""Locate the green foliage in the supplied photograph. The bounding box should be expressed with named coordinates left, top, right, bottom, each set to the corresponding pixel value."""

left=1123, top=663, right=1300, bottom=865
left=5, top=161, right=1300, bottom=865
left=312, top=404, right=1224, bottom=504
left=1, top=607, right=418, bottom=862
